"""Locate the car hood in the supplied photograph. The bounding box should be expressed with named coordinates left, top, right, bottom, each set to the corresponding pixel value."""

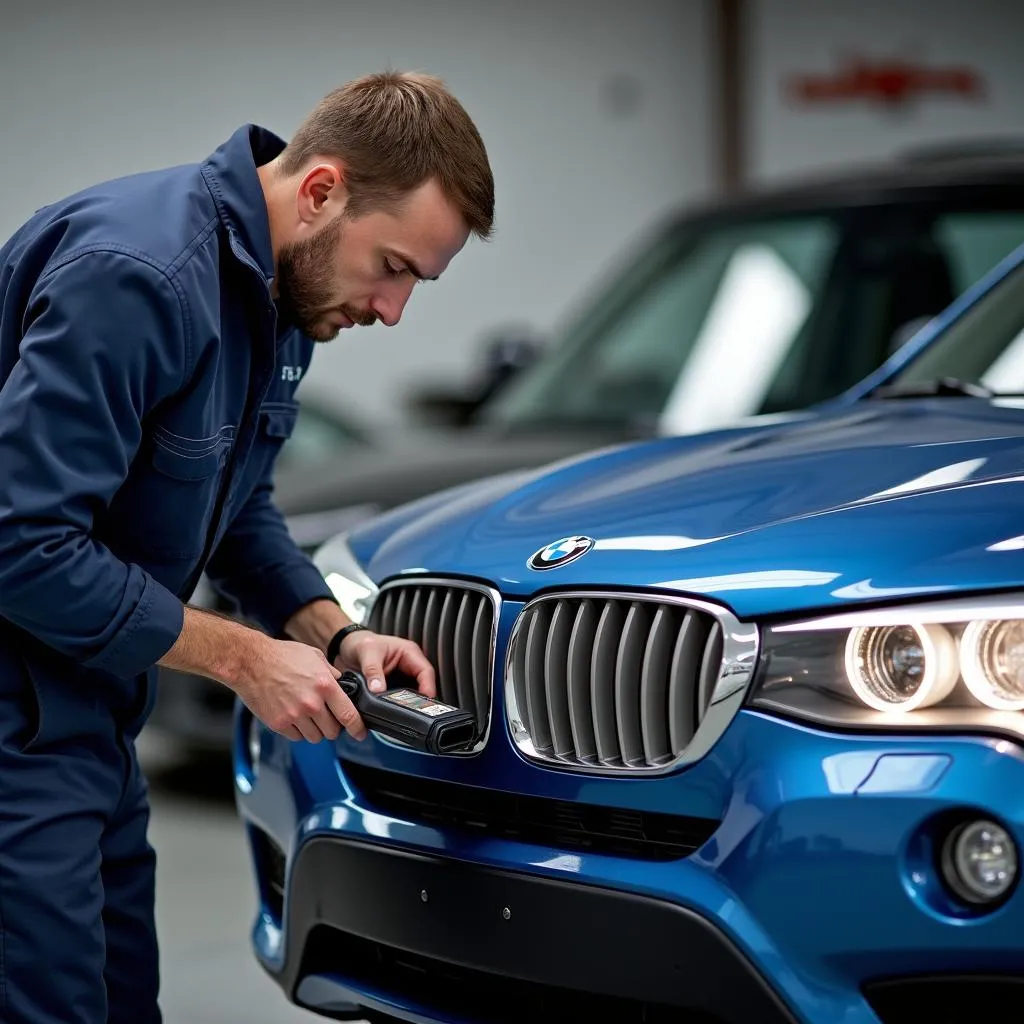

left=351, top=398, right=1024, bottom=618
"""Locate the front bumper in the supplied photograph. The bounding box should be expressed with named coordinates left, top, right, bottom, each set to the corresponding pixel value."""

left=236, top=706, right=1024, bottom=1024
left=282, top=836, right=793, bottom=1023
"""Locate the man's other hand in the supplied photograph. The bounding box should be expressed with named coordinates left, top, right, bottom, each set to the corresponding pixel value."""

left=333, top=629, right=437, bottom=698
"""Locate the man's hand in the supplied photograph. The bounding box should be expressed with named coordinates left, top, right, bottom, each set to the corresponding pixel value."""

left=234, top=636, right=367, bottom=743
left=158, top=600, right=439, bottom=745
left=158, top=605, right=370, bottom=742
left=333, top=628, right=437, bottom=697
left=283, top=598, right=437, bottom=698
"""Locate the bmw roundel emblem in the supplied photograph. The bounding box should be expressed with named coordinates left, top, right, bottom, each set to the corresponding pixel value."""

left=528, top=535, right=595, bottom=571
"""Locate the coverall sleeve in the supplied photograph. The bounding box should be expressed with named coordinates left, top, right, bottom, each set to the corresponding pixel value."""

left=203, top=472, right=337, bottom=639
left=0, top=248, right=187, bottom=678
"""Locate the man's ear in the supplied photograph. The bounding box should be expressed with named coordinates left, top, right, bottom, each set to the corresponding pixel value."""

left=296, top=161, right=348, bottom=226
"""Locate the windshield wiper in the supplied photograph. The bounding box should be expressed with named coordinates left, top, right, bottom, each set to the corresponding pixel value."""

left=867, top=377, right=994, bottom=400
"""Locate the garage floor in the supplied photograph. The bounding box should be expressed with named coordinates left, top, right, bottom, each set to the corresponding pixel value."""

left=142, top=734, right=332, bottom=1024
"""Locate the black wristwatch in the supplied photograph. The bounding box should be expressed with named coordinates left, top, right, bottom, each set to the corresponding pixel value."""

left=327, top=623, right=370, bottom=666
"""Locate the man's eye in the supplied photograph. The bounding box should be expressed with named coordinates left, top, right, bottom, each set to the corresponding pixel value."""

left=384, top=261, right=402, bottom=277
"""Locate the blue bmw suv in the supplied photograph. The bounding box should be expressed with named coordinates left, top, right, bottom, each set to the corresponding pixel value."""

left=236, top=245, right=1024, bottom=1024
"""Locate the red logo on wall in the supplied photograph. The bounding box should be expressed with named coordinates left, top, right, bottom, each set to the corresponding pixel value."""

left=787, top=55, right=986, bottom=108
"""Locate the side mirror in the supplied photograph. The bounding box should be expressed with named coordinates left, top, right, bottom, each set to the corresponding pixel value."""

left=476, top=330, right=544, bottom=396
left=406, top=325, right=546, bottom=427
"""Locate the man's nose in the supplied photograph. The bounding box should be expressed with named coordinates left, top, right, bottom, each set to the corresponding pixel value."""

left=371, top=279, right=415, bottom=327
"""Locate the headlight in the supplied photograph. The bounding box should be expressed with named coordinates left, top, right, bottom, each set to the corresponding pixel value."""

left=748, top=594, right=1024, bottom=737
left=960, top=619, right=1024, bottom=710
left=312, top=532, right=378, bottom=625
left=844, top=623, right=959, bottom=712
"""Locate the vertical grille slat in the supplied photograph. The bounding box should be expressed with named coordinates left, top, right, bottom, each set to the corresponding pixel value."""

left=422, top=589, right=441, bottom=669
left=591, top=601, right=626, bottom=766
left=365, top=580, right=496, bottom=749
left=668, top=611, right=710, bottom=755
left=566, top=601, right=599, bottom=764
left=543, top=601, right=575, bottom=759
left=436, top=590, right=457, bottom=707
left=614, top=602, right=652, bottom=767
left=507, top=591, right=753, bottom=774
left=377, top=590, right=397, bottom=635
left=639, top=606, right=677, bottom=765
left=524, top=605, right=555, bottom=755
left=393, top=589, right=411, bottom=639
left=470, top=596, right=492, bottom=730
left=408, top=588, right=427, bottom=648
left=511, top=607, right=530, bottom=738
left=697, top=622, right=724, bottom=719
left=452, top=592, right=476, bottom=714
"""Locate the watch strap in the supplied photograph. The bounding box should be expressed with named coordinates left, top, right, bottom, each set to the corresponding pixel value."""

left=327, top=623, right=370, bottom=666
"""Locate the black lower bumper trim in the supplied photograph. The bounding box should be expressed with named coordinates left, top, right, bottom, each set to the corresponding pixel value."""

left=274, top=835, right=796, bottom=1024
left=863, top=974, right=1024, bottom=1023
left=341, top=758, right=720, bottom=860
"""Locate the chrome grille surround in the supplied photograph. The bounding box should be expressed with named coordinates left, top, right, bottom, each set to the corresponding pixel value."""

left=367, top=577, right=501, bottom=753
left=505, top=590, right=760, bottom=775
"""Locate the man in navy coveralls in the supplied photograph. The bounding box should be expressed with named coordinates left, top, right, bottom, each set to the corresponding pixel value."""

left=0, top=70, right=493, bottom=1022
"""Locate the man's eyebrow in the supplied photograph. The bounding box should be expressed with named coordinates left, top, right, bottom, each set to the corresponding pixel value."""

left=394, top=252, right=438, bottom=282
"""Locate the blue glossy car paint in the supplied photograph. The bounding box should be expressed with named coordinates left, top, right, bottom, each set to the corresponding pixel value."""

left=236, top=246, right=1024, bottom=1024
left=349, top=399, right=1024, bottom=614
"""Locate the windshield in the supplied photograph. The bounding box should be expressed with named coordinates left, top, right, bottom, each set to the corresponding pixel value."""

left=479, top=203, right=1024, bottom=435
left=884, top=253, right=1024, bottom=395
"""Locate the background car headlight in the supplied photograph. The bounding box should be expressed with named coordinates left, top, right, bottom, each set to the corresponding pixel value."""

left=748, top=594, right=1024, bottom=736
left=312, top=532, right=379, bottom=625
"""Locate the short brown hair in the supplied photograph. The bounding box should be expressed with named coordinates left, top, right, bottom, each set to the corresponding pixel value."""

left=280, top=71, right=494, bottom=239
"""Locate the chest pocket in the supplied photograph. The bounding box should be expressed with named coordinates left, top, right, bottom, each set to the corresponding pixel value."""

left=217, top=398, right=300, bottom=525
left=258, top=400, right=299, bottom=444
left=244, top=398, right=299, bottom=486
left=110, top=424, right=235, bottom=561
left=150, top=425, right=235, bottom=480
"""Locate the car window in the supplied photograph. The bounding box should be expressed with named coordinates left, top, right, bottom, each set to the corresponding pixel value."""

left=885, top=256, right=1024, bottom=393
left=936, top=214, right=1024, bottom=292
left=276, top=402, right=366, bottom=471
left=481, top=205, right=1024, bottom=436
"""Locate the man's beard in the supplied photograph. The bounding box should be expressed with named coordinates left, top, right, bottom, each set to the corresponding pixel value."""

left=276, top=216, right=376, bottom=340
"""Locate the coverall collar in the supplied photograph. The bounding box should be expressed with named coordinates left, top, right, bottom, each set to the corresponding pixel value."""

left=201, top=124, right=284, bottom=285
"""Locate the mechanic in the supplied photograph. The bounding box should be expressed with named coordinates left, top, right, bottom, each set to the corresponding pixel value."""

left=0, top=70, right=493, bottom=1023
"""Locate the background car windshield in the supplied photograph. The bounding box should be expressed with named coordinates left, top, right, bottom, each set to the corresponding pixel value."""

left=275, top=402, right=367, bottom=471
left=481, top=206, right=1024, bottom=434
left=886, top=253, right=1024, bottom=394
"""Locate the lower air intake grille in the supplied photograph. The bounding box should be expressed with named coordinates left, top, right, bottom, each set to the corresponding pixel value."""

left=506, top=592, right=757, bottom=773
left=863, top=975, right=1024, bottom=1023
left=300, top=926, right=732, bottom=1024
left=368, top=579, right=497, bottom=736
left=252, top=829, right=286, bottom=921
left=341, top=759, right=719, bottom=860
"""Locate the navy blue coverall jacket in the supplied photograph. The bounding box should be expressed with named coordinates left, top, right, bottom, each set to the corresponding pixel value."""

left=0, top=124, right=336, bottom=1023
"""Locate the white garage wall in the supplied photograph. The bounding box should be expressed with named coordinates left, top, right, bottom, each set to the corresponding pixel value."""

left=0, top=0, right=713, bottom=425
left=746, top=0, right=1024, bottom=183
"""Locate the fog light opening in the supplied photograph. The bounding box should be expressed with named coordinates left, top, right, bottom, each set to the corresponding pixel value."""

left=940, top=818, right=1019, bottom=907
left=253, top=829, right=287, bottom=922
